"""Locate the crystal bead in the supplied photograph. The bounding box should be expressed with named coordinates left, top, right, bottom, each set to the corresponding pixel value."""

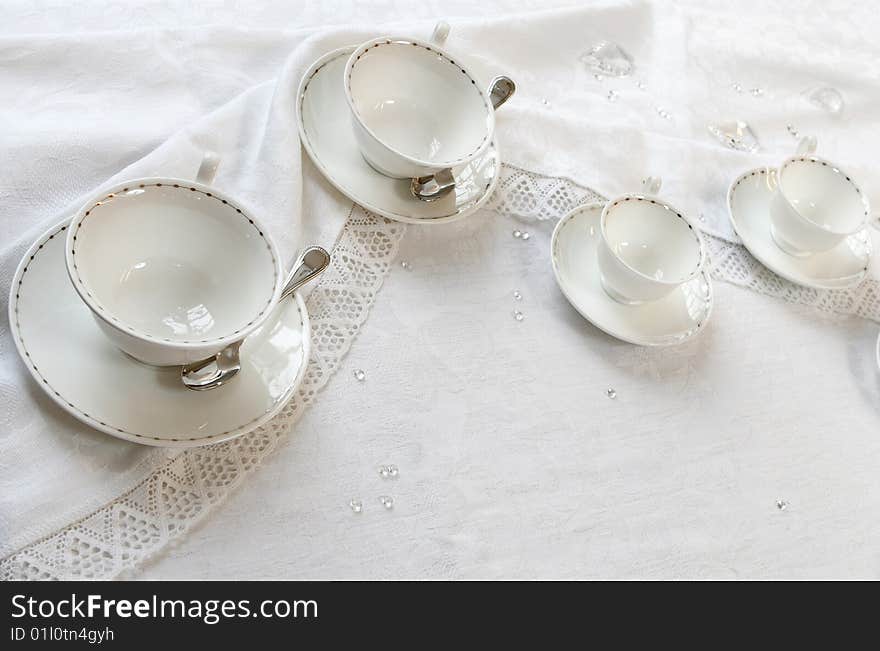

left=521, top=232, right=530, bottom=240
left=388, top=464, right=399, bottom=478
left=379, top=496, right=394, bottom=510
left=806, top=86, right=844, bottom=115
left=580, top=41, right=634, bottom=77
left=636, top=80, right=646, bottom=90
left=513, top=290, right=522, bottom=301
left=512, top=229, right=522, bottom=238
left=776, top=499, right=788, bottom=511
left=607, top=89, right=619, bottom=102
left=513, top=310, right=524, bottom=322
left=732, top=82, right=743, bottom=93
left=541, top=98, right=550, bottom=107
left=400, top=260, right=411, bottom=270
left=378, top=465, right=390, bottom=478
left=786, top=124, right=799, bottom=138
left=353, top=369, right=366, bottom=382
left=606, top=388, right=617, bottom=399
left=750, top=87, right=764, bottom=97
left=350, top=499, right=363, bottom=513
left=707, top=120, right=760, bottom=153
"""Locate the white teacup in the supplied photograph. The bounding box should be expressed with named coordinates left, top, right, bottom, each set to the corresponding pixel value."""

left=343, top=23, right=514, bottom=199
left=597, top=179, right=706, bottom=305
left=769, top=138, right=870, bottom=256
left=65, top=154, right=285, bottom=366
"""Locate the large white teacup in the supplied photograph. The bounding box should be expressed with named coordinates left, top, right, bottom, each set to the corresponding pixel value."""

left=65, top=153, right=285, bottom=366
left=343, top=23, right=514, bottom=200
left=597, top=178, right=706, bottom=305
left=769, top=137, right=870, bottom=256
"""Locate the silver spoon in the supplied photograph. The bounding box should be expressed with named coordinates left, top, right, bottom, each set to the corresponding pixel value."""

left=181, top=246, right=330, bottom=391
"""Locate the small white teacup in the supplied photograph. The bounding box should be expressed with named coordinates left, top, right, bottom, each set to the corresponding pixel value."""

left=343, top=23, right=514, bottom=199
left=598, top=178, right=706, bottom=305
left=769, top=137, right=870, bottom=256
left=65, top=153, right=285, bottom=366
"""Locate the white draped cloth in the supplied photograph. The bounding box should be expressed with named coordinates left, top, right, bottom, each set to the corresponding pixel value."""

left=1, top=0, right=879, bottom=579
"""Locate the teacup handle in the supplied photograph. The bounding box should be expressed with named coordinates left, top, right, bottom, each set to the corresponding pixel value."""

left=796, top=135, right=817, bottom=156
left=431, top=21, right=450, bottom=47
left=641, top=176, right=662, bottom=195
left=197, top=151, right=221, bottom=185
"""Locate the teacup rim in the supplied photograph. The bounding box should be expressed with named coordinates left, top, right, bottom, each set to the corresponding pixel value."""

left=599, top=194, right=706, bottom=286
left=343, top=35, right=495, bottom=170
left=777, top=155, right=870, bottom=237
left=64, top=176, right=285, bottom=350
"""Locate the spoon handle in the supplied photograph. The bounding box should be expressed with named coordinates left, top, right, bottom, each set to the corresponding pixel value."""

left=280, top=246, right=331, bottom=301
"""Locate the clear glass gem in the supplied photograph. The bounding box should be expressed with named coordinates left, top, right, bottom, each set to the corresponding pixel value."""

left=655, top=106, right=671, bottom=120
left=776, top=499, right=788, bottom=511
left=400, top=260, right=411, bottom=270
left=513, top=310, right=524, bottom=322
left=541, top=98, right=550, bottom=107
left=513, top=290, right=522, bottom=301
left=707, top=120, right=760, bottom=153
left=521, top=232, right=530, bottom=240
left=636, top=80, right=646, bottom=90
left=732, top=82, right=743, bottom=93
left=388, top=464, right=399, bottom=478
left=593, top=73, right=604, bottom=82
left=379, top=465, right=390, bottom=478
left=379, top=496, right=394, bottom=510
left=513, top=229, right=522, bottom=238
left=607, top=90, right=619, bottom=102
left=353, top=369, right=366, bottom=382
left=786, top=124, right=799, bottom=138
left=580, top=41, right=634, bottom=77
left=806, top=86, right=844, bottom=115
left=750, top=87, right=764, bottom=97
left=606, top=388, right=617, bottom=399
left=350, top=499, right=363, bottom=513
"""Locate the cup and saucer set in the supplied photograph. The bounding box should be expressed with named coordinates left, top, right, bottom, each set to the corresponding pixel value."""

left=550, top=136, right=876, bottom=350
left=8, top=23, right=518, bottom=447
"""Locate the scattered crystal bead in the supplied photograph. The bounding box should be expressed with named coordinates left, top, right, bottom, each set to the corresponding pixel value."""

left=786, top=124, right=799, bottom=138
left=388, top=464, right=399, bottom=478
left=400, top=260, right=411, bottom=270
left=732, top=82, right=743, bottom=93
left=353, top=369, right=366, bottom=382
left=655, top=106, right=671, bottom=120
left=750, top=87, right=764, bottom=97
left=350, top=499, right=363, bottom=513
left=580, top=41, right=634, bottom=77
left=606, top=388, right=617, bottom=399
left=513, top=290, right=522, bottom=301
left=607, top=89, right=619, bottom=102
left=513, top=310, right=524, bottom=322
left=593, top=73, right=604, bottom=81
left=513, top=229, right=522, bottom=238
left=521, top=232, right=530, bottom=240
left=541, top=98, right=550, bottom=107
left=379, top=496, right=394, bottom=510
left=379, top=465, right=390, bottom=478
left=707, top=120, right=760, bottom=153
left=636, top=80, right=646, bottom=90
left=776, top=499, right=788, bottom=511
left=806, top=86, right=844, bottom=114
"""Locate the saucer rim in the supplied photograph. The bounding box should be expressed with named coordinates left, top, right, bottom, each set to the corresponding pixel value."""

left=550, top=202, right=714, bottom=347
left=8, top=217, right=311, bottom=448
left=727, top=167, right=870, bottom=290
left=296, top=46, right=500, bottom=225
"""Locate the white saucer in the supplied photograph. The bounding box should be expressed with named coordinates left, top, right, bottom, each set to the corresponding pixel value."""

left=9, top=218, right=310, bottom=447
left=296, top=47, right=500, bottom=224
left=551, top=203, right=713, bottom=346
left=727, top=168, right=871, bottom=290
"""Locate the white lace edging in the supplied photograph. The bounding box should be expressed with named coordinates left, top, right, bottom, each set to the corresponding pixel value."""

left=0, top=206, right=405, bottom=580
left=488, top=164, right=880, bottom=323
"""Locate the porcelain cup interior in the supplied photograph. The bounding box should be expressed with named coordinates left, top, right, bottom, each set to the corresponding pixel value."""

left=344, top=37, right=494, bottom=178
left=598, top=195, right=704, bottom=304
left=65, top=179, right=283, bottom=366
left=770, top=156, right=869, bottom=255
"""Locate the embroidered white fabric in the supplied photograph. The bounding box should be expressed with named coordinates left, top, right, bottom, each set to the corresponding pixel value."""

left=4, top=162, right=879, bottom=579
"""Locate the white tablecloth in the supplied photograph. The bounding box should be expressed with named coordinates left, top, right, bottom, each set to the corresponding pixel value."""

left=2, top=0, right=880, bottom=579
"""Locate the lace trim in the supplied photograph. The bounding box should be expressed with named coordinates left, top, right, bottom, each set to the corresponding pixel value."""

left=4, top=163, right=877, bottom=580
left=488, top=164, right=880, bottom=323
left=0, top=206, right=404, bottom=580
